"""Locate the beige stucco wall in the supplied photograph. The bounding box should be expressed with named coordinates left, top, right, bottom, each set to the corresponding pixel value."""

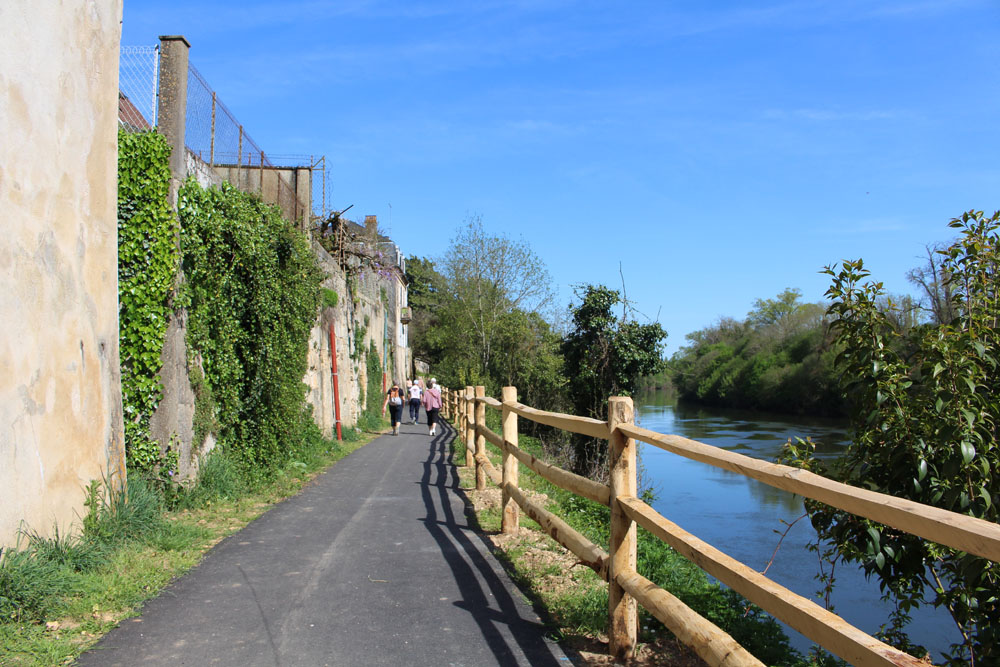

left=0, top=1, right=125, bottom=546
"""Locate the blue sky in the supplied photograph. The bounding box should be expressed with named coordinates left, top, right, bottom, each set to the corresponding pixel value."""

left=121, top=1, right=1000, bottom=355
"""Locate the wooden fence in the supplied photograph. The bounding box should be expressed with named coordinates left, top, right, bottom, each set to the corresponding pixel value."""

left=437, top=385, right=1000, bottom=667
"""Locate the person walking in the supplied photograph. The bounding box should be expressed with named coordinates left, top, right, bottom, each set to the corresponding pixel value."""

left=382, top=381, right=405, bottom=436
left=421, top=378, right=442, bottom=437
left=407, top=379, right=423, bottom=424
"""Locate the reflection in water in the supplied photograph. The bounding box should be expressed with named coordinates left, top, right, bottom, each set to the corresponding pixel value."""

left=635, top=390, right=958, bottom=659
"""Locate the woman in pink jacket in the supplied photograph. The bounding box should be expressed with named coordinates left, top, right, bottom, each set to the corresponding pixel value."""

left=421, top=378, right=442, bottom=437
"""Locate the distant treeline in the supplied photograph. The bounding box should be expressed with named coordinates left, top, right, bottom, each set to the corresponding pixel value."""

left=668, top=289, right=845, bottom=417
left=663, top=235, right=958, bottom=419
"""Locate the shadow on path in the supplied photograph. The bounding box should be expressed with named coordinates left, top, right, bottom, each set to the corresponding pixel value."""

left=418, top=422, right=566, bottom=666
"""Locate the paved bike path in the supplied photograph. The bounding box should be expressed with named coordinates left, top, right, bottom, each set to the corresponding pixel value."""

left=76, top=419, right=570, bottom=666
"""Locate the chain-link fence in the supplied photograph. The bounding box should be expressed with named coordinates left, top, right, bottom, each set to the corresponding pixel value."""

left=118, top=46, right=158, bottom=131
left=184, top=63, right=318, bottom=224
left=118, top=45, right=328, bottom=222
left=185, top=64, right=268, bottom=167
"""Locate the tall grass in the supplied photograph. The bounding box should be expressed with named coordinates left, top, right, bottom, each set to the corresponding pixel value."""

left=0, top=547, right=68, bottom=624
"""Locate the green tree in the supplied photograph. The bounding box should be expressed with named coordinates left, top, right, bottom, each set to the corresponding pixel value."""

left=404, top=255, right=447, bottom=364
left=561, top=284, right=666, bottom=472
left=792, top=211, right=1000, bottom=665
left=179, top=181, right=322, bottom=477
left=442, top=215, right=555, bottom=382
left=747, top=287, right=804, bottom=329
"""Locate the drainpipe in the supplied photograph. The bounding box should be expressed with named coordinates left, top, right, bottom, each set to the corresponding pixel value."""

left=329, top=323, right=342, bottom=441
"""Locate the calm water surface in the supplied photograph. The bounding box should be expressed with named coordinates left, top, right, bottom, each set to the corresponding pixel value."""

left=635, top=390, right=958, bottom=658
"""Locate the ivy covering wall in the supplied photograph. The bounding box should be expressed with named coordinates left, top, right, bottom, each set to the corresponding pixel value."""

left=178, top=181, right=322, bottom=478
left=117, top=131, right=179, bottom=471
left=118, top=133, right=326, bottom=479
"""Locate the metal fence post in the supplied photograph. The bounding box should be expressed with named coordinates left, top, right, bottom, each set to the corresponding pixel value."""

left=259, top=150, right=265, bottom=195
left=237, top=125, right=243, bottom=186
left=501, top=386, right=519, bottom=534
left=608, top=396, right=637, bottom=659
left=209, top=91, right=216, bottom=166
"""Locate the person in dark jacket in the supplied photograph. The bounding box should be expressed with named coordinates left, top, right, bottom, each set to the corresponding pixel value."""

left=382, top=381, right=404, bottom=436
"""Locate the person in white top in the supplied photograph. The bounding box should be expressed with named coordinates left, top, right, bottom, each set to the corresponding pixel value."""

left=407, top=379, right=423, bottom=424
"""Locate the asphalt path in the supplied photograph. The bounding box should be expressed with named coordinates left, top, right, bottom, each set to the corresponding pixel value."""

left=75, top=417, right=571, bottom=666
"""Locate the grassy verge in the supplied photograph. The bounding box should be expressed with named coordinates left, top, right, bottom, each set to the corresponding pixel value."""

left=450, top=420, right=844, bottom=667
left=0, top=423, right=383, bottom=667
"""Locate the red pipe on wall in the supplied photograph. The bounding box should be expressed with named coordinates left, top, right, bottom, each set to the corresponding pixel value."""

left=329, top=323, right=343, bottom=441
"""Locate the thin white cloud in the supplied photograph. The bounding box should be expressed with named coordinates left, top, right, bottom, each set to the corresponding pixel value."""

left=762, top=108, right=904, bottom=122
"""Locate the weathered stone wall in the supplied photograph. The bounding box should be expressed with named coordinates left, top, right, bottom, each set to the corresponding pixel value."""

left=212, top=165, right=309, bottom=229
left=0, top=0, right=125, bottom=546
left=304, top=243, right=409, bottom=436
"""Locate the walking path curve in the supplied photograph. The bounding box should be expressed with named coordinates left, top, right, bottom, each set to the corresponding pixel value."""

left=76, top=419, right=570, bottom=666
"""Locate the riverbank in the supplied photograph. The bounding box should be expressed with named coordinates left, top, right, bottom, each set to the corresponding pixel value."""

left=0, top=428, right=381, bottom=666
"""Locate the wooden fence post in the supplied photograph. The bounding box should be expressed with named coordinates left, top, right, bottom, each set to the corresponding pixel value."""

left=608, top=396, right=637, bottom=659
left=464, top=386, right=475, bottom=468
left=440, top=387, right=448, bottom=421
left=475, top=386, right=486, bottom=491
left=501, top=386, right=519, bottom=534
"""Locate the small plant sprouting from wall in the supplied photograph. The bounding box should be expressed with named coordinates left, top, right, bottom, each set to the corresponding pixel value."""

left=352, top=325, right=367, bottom=361
left=353, top=342, right=386, bottom=432
left=189, top=364, right=217, bottom=456
left=321, top=288, right=338, bottom=309
left=366, top=342, right=383, bottom=416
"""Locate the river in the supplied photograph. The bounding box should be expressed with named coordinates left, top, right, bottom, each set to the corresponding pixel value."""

left=634, top=390, right=958, bottom=660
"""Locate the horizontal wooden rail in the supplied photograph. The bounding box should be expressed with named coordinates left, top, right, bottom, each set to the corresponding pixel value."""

left=506, top=480, right=609, bottom=580
left=615, top=570, right=764, bottom=667
left=475, top=423, right=610, bottom=505
left=620, top=423, right=1000, bottom=562
left=475, top=452, right=502, bottom=485
left=507, top=401, right=610, bottom=440
left=475, top=423, right=504, bottom=448
left=480, top=396, right=502, bottom=410
left=617, top=496, right=926, bottom=667
left=502, top=440, right=610, bottom=507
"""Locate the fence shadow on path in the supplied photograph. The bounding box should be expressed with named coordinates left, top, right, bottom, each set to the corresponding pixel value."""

left=417, top=421, right=570, bottom=666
